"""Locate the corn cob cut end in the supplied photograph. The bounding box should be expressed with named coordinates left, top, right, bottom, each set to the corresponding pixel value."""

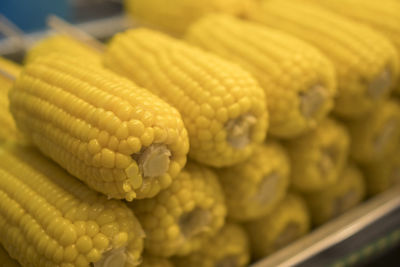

left=225, top=114, right=257, bottom=149
left=300, top=84, right=330, bottom=121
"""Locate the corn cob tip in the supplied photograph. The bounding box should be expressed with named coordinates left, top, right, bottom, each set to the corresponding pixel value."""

left=93, top=247, right=131, bottom=267
left=368, top=67, right=393, bottom=99
left=225, top=114, right=257, bottom=149
left=132, top=144, right=171, bottom=178
left=179, top=208, right=212, bottom=239
left=300, top=84, right=328, bottom=120
left=254, top=172, right=281, bottom=204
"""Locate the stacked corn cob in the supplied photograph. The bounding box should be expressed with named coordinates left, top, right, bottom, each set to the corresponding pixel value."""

left=1, top=0, right=400, bottom=265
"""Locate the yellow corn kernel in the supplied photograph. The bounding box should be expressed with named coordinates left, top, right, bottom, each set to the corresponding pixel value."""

left=140, top=255, right=174, bottom=267
left=129, top=162, right=227, bottom=257
left=363, top=150, right=400, bottom=196
left=285, top=118, right=350, bottom=193
left=345, top=100, right=400, bottom=164
left=303, top=164, right=366, bottom=226
left=25, top=35, right=101, bottom=64
left=104, top=28, right=268, bottom=167
left=305, top=0, right=400, bottom=94
left=216, top=141, right=290, bottom=221
left=247, top=0, right=399, bottom=119
left=123, top=0, right=250, bottom=36
left=173, top=223, right=250, bottom=267
left=0, top=57, right=23, bottom=143
left=185, top=14, right=336, bottom=138
left=9, top=53, right=189, bottom=200
left=244, top=193, right=310, bottom=260
left=0, top=144, right=144, bottom=267
left=0, top=244, right=20, bottom=267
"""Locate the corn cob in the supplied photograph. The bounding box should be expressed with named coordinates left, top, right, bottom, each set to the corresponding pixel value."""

left=345, top=100, right=400, bottom=164
left=9, top=53, right=189, bottom=200
left=140, top=255, right=173, bottom=267
left=363, top=150, right=400, bottom=196
left=244, top=193, right=310, bottom=259
left=0, top=57, right=21, bottom=143
left=123, top=0, right=250, bottom=36
left=303, top=164, right=366, bottom=226
left=173, top=223, right=250, bottom=267
left=185, top=14, right=336, bottom=138
left=305, top=0, right=400, bottom=94
left=247, top=0, right=399, bottom=119
left=104, top=28, right=268, bottom=167
left=0, top=244, right=20, bottom=267
left=129, top=162, right=226, bottom=257
left=25, top=35, right=101, bottom=64
left=216, top=141, right=290, bottom=221
left=285, top=118, right=350, bottom=193
left=0, top=144, right=144, bottom=267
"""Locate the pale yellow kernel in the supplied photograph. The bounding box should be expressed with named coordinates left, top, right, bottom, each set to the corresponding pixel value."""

left=141, top=128, right=154, bottom=147
left=216, top=108, right=228, bottom=122
left=75, top=254, right=89, bottom=267
left=112, top=232, right=128, bottom=248
left=125, top=163, right=139, bottom=179
left=86, top=221, right=100, bottom=237
left=92, top=153, right=102, bottom=167
left=128, top=119, right=145, bottom=137
left=60, top=225, right=78, bottom=246
left=154, top=206, right=167, bottom=218
left=107, top=136, right=119, bottom=151
left=53, top=246, right=64, bottom=263
left=88, top=139, right=101, bottom=154
left=116, top=123, right=129, bottom=140
left=200, top=103, right=215, bottom=118
left=122, top=182, right=133, bottom=193
left=167, top=225, right=180, bottom=240
left=86, top=248, right=101, bottom=263
left=210, top=97, right=223, bottom=109
left=101, top=222, right=120, bottom=237
left=74, top=221, right=86, bottom=236
left=88, top=127, right=100, bottom=141
left=196, top=116, right=210, bottom=129
left=130, top=174, right=143, bottom=190
left=93, top=233, right=110, bottom=250
left=118, top=140, right=131, bottom=154
left=228, top=103, right=241, bottom=118
left=76, top=235, right=93, bottom=254
left=160, top=215, right=174, bottom=227
left=98, top=131, right=110, bottom=147
left=64, top=245, right=78, bottom=262
left=127, top=137, right=142, bottom=153
left=101, top=148, right=115, bottom=168
left=115, top=153, right=131, bottom=169
left=153, top=127, right=168, bottom=143
left=97, top=210, right=116, bottom=225
left=198, top=130, right=213, bottom=141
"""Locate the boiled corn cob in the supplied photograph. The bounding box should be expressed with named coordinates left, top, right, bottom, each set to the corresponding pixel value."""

left=0, top=57, right=21, bottom=143
left=216, top=141, right=290, bottom=221
left=123, top=0, right=249, bottom=36
left=303, top=164, right=366, bottom=226
left=25, top=35, right=101, bottom=64
left=245, top=193, right=310, bottom=259
left=140, top=255, right=173, bottom=267
left=247, top=0, right=399, bottom=118
left=345, top=100, right=400, bottom=164
left=305, top=0, right=400, bottom=94
left=104, top=28, right=268, bottom=167
left=0, top=244, right=20, bottom=267
left=9, top=53, right=189, bottom=200
left=173, top=223, right=250, bottom=267
left=363, top=150, right=400, bottom=196
left=0, top=144, right=144, bottom=267
left=285, top=118, right=350, bottom=193
left=129, top=162, right=226, bottom=257
left=185, top=14, right=336, bottom=138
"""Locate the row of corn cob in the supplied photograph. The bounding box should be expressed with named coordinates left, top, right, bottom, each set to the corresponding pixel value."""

left=1, top=0, right=400, bottom=265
